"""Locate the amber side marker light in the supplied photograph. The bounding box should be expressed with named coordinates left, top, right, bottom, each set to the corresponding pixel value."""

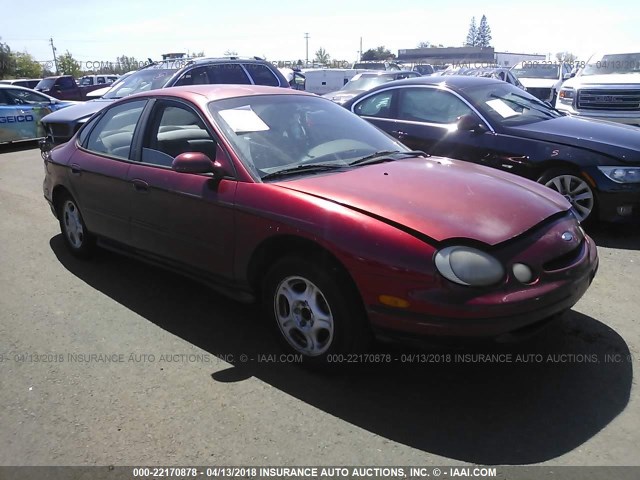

left=379, top=295, right=410, bottom=308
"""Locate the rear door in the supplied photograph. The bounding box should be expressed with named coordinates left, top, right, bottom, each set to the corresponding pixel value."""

left=0, top=89, right=26, bottom=142
left=70, top=99, right=148, bottom=243
left=126, top=99, right=237, bottom=279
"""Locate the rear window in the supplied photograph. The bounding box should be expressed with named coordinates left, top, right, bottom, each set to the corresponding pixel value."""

left=243, top=63, right=280, bottom=86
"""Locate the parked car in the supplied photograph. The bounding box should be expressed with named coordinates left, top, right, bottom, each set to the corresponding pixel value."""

left=322, top=71, right=421, bottom=105
left=510, top=61, right=572, bottom=103
left=457, top=67, right=527, bottom=91
left=34, top=75, right=106, bottom=101
left=343, top=76, right=640, bottom=223
left=40, top=57, right=290, bottom=148
left=556, top=51, right=640, bottom=127
left=44, top=85, right=598, bottom=364
left=78, top=74, right=119, bottom=87
left=0, top=78, right=41, bottom=89
left=0, top=84, right=77, bottom=144
left=412, top=64, right=435, bottom=75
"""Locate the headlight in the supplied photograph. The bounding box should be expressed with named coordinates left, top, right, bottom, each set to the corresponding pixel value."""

left=558, top=88, right=574, bottom=103
left=598, top=166, right=640, bottom=184
left=434, top=246, right=504, bottom=287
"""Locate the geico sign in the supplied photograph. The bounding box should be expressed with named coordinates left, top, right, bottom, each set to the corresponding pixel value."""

left=0, top=115, right=35, bottom=123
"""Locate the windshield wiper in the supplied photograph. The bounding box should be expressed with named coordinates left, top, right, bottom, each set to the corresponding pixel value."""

left=261, top=163, right=344, bottom=180
left=348, top=150, right=427, bottom=166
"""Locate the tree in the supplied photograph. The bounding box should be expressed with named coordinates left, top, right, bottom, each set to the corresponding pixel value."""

left=57, top=50, right=81, bottom=77
left=556, top=51, right=577, bottom=64
left=477, top=15, right=492, bottom=48
left=12, top=51, right=42, bottom=78
left=361, top=46, right=395, bottom=61
left=417, top=41, right=431, bottom=48
left=223, top=50, right=237, bottom=57
left=465, top=17, right=478, bottom=46
left=0, top=38, right=12, bottom=79
left=314, top=47, right=330, bottom=65
left=194, top=51, right=206, bottom=57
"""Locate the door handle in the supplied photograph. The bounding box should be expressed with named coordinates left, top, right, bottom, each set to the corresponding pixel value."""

left=70, top=164, right=82, bottom=176
left=132, top=179, right=149, bottom=192
left=391, top=130, right=408, bottom=139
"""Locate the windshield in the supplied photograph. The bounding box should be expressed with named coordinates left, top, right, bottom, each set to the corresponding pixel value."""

left=511, top=63, right=559, bottom=79
left=102, top=68, right=176, bottom=99
left=341, top=74, right=393, bottom=92
left=208, top=95, right=408, bottom=180
left=465, top=83, right=562, bottom=127
left=35, top=78, right=57, bottom=89
left=581, top=53, right=640, bottom=76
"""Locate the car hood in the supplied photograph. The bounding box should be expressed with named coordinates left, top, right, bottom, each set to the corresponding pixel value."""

left=507, top=116, right=640, bottom=164
left=568, top=73, right=640, bottom=87
left=41, top=98, right=115, bottom=123
left=274, top=157, right=569, bottom=245
left=518, top=77, right=559, bottom=88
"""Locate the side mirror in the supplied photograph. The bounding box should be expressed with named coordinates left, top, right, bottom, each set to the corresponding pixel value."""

left=172, top=152, right=230, bottom=178
left=172, top=152, right=215, bottom=174
left=457, top=114, right=486, bottom=133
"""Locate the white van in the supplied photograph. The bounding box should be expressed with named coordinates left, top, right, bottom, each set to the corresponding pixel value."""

left=301, top=69, right=361, bottom=95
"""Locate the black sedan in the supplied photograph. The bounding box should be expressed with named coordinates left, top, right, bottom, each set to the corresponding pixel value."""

left=343, top=76, right=640, bottom=223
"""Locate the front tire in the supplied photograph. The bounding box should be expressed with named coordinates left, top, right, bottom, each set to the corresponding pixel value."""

left=58, top=194, right=94, bottom=258
left=262, top=255, right=370, bottom=366
left=538, top=169, right=596, bottom=224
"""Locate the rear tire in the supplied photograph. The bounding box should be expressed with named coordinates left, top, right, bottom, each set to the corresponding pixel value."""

left=538, top=168, right=596, bottom=224
left=57, top=193, right=95, bottom=258
left=262, top=255, right=371, bottom=367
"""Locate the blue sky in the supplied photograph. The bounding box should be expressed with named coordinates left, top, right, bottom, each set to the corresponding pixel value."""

left=2, top=0, right=639, bottom=65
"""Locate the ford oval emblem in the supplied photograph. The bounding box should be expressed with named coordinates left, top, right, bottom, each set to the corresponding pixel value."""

left=561, top=232, right=574, bottom=242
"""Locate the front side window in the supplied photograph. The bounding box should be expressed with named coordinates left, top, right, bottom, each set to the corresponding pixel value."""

left=397, top=88, right=473, bottom=124
left=86, top=100, right=146, bottom=159
left=5, top=88, right=50, bottom=105
left=141, top=102, right=216, bottom=167
left=353, top=90, right=394, bottom=118
left=58, top=77, right=76, bottom=90
left=243, top=63, right=280, bottom=86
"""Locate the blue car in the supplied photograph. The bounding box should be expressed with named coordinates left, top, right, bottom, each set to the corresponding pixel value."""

left=0, top=85, right=77, bottom=144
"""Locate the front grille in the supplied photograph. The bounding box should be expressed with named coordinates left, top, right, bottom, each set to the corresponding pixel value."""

left=543, top=239, right=585, bottom=271
left=526, top=87, right=552, bottom=101
left=47, top=123, right=72, bottom=139
left=577, top=89, right=640, bottom=111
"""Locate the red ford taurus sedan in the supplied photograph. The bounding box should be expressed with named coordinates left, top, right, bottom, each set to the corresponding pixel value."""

left=43, top=85, right=598, bottom=365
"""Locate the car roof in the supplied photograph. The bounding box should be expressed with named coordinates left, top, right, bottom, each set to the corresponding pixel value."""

left=0, top=83, right=44, bottom=91
left=357, top=70, right=417, bottom=77
left=125, top=84, right=314, bottom=105
left=368, top=75, right=504, bottom=90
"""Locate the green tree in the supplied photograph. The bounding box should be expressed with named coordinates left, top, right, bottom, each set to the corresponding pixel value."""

left=314, top=47, right=330, bottom=65
left=417, top=41, right=431, bottom=48
left=194, top=51, right=206, bottom=57
left=361, top=46, right=395, bottom=61
left=477, top=15, right=492, bottom=48
left=465, top=17, right=478, bottom=46
left=57, top=50, right=81, bottom=77
left=12, top=51, right=42, bottom=78
left=0, top=38, right=12, bottom=78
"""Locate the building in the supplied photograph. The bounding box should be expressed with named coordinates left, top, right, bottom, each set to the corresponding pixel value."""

left=397, top=46, right=545, bottom=68
left=495, top=52, right=546, bottom=67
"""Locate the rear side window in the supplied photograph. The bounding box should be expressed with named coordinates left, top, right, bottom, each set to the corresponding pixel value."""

left=86, top=100, right=146, bottom=159
left=243, top=63, right=280, bottom=86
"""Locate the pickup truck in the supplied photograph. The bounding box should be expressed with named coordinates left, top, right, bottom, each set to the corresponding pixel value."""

left=556, top=52, right=640, bottom=127
left=34, top=75, right=106, bottom=101
left=78, top=74, right=119, bottom=87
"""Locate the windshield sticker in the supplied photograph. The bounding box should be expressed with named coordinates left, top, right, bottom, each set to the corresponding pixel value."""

left=486, top=99, right=520, bottom=118
left=219, top=106, right=270, bottom=134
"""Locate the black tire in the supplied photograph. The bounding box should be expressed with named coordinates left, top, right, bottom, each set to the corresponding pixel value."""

left=262, top=255, right=371, bottom=367
left=537, top=168, right=597, bottom=224
left=57, top=193, right=95, bottom=258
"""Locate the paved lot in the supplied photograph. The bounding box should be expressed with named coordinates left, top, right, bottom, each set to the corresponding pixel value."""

left=0, top=144, right=639, bottom=467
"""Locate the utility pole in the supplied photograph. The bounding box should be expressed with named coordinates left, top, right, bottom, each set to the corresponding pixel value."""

left=49, top=37, right=58, bottom=74
left=359, top=37, right=363, bottom=61
left=304, top=32, right=309, bottom=66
